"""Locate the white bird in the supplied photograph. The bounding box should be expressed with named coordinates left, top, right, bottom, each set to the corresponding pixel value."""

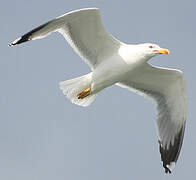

left=9, top=8, right=186, bottom=174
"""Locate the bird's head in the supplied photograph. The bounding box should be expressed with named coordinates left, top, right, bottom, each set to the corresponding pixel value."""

left=137, top=43, right=170, bottom=58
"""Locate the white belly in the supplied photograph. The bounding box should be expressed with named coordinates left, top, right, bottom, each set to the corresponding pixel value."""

left=91, top=53, right=144, bottom=93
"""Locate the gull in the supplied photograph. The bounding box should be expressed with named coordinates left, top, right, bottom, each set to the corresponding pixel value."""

left=9, top=8, right=187, bottom=173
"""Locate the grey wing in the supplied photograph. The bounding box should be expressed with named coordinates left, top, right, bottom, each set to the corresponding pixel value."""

left=117, top=63, right=187, bottom=173
left=9, top=8, right=121, bottom=70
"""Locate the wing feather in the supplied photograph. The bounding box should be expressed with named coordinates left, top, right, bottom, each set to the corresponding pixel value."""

left=117, top=63, right=187, bottom=173
left=9, top=8, right=121, bottom=69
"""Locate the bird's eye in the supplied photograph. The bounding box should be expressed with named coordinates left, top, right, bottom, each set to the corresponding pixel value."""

left=149, top=45, right=153, bottom=48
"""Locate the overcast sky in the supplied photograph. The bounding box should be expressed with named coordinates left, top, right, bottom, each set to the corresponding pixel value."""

left=1, top=0, right=196, bottom=179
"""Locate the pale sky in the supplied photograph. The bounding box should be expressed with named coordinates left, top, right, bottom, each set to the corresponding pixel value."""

left=1, top=0, right=196, bottom=179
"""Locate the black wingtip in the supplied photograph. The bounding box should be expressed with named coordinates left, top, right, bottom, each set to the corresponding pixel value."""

left=9, top=34, right=31, bottom=47
left=9, top=20, right=52, bottom=47
left=9, top=37, right=21, bottom=47
left=163, top=164, right=172, bottom=174
left=159, top=124, right=185, bottom=174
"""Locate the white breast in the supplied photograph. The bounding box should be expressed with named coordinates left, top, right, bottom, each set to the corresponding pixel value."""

left=118, top=44, right=147, bottom=65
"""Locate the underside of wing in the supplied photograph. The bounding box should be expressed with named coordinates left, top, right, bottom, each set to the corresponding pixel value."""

left=117, top=63, right=187, bottom=173
left=9, top=8, right=121, bottom=69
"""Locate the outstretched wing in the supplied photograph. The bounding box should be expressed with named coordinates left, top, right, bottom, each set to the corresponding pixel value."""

left=9, top=8, right=121, bottom=70
left=117, top=63, right=187, bottom=173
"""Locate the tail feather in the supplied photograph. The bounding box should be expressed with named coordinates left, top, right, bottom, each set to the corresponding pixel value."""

left=59, top=73, right=97, bottom=106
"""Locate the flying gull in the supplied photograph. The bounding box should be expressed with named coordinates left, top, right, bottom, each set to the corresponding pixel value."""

left=9, top=8, right=187, bottom=173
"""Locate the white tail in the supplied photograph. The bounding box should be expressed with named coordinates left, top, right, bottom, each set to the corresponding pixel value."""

left=59, top=73, right=97, bottom=107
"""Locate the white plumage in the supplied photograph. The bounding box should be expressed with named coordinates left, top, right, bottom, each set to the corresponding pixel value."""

left=10, top=8, right=187, bottom=174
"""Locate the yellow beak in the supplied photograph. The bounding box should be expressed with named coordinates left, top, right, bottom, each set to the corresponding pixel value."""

left=158, top=48, right=170, bottom=55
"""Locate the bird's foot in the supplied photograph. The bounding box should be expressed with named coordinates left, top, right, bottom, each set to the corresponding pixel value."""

left=77, top=87, right=91, bottom=99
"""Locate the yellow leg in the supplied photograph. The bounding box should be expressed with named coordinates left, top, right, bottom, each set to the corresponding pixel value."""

left=77, top=87, right=91, bottom=99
